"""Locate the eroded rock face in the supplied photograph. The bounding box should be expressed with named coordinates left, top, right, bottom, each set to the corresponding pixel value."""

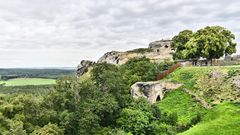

left=78, top=39, right=174, bottom=76
left=77, top=60, right=95, bottom=77
left=97, top=40, right=174, bottom=65
left=131, top=81, right=182, bottom=103
left=97, top=51, right=122, bottom=64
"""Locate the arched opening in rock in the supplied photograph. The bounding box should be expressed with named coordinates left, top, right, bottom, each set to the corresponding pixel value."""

left=156, top=95, right=161, bottom=101
left=157, top=49, right=160, bottom=53
left=116, top=59, right=119, bottom=64
left=165, top=45, right=169, bottom=48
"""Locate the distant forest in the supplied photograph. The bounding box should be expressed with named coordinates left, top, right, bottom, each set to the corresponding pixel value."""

left=0, top=68, right=76, bottom=80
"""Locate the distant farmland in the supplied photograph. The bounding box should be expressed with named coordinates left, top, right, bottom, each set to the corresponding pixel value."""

left=0, top=68, right=76, bottom=80
left=0, top=78, right=56, bottom=86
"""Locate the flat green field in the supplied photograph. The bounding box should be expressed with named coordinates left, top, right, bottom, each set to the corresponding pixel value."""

left=0, top=78, right=56, bottom=86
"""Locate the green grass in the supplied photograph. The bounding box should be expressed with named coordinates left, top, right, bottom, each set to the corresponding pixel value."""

left=165, top=66, right=240, bottom=89
left=179, top=103, right=240, bottom=135
left=0, top=78, right=56, bottom=86
left=157, top=89, right=206, bottom=124
left=163, top=66, right=240, bottom=134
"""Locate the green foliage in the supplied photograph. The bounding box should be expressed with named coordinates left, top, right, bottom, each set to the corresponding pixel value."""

left=119, top=57, right=174, bottom=84
left=117, top=108, right=150, bottom=135
left=172, top=26, right=237, bottom=65
left=165, top=66, right=240, bottom=103
left=157, top=89, right=206, bottom=125
left=3, top=60, right=240, bottom=135
left=165, top=67, right=212, bottom=89
left=2, top=120, right=27, bottom=135
left=31, top=123, right=63, bottom=135
left=116, top=98, right=179, bottom=135
left=126, top=48, right=153, bottom=53
left=227, top=68, right=240, bottom=78
left=172, top=30, right=194, bottom=60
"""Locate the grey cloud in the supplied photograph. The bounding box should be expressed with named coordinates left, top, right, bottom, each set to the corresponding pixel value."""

left=0, top=0, right=240, bottom=67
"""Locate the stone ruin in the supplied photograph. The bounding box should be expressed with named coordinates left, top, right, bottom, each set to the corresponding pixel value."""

left=77, top=39, right=174, bottom=77
left=131, top=81, right=182, bottom=104
left=149, top=40, right=173, bottom=54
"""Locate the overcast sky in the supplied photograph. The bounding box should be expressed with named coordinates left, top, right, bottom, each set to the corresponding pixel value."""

left=0, top=0, right=240, bottom=68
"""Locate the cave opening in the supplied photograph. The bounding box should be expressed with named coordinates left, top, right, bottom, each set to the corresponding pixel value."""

left=156, top=95, right=161, bottom=101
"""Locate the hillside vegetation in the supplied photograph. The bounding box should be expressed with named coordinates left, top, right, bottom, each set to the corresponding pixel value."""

left=157, top=89, right=206, bottom=125
left=158, top=66, right=240, bottom=134
left=179, top=103, right=240, bottom=135
left=0, top=58, right=239, bottom=134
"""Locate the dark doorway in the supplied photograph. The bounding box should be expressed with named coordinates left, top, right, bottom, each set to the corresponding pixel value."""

left=156, top=95, right=161, bottom=101
left=157, top=49, right=160, bottom=53
left=116, top=59, right=119, bottom=64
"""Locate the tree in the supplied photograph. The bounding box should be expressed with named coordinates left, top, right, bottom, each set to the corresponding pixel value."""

left=117, top=108, right=150, bottom=135
left=31, top=123, right=63, bottom=135
left=188, top=26, right=237, bottom=65
left=172, top=26, right=237, bottom=65
left=172, top=30, right=194, bottom=60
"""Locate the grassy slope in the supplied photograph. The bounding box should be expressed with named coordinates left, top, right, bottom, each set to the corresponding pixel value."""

left=179, top=103, right=240, bottom=135
left=165, top=66, right=240, bottom=89
left=157, top=89, right=206, bottom=124
left=158, top=66, right=240, bottom=134
left=0, top=78, right=56, bottom=86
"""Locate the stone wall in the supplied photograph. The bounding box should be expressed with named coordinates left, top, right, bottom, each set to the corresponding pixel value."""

left=131, top=81, right=182, bottom=103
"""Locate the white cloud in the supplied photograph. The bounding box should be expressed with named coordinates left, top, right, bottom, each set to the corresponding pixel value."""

left=0, top=0, right=240, bottom=67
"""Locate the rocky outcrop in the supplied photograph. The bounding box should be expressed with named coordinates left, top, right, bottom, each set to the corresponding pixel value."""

left=78, top=39, right=174, bottom=77
left=97, top=51, right=122, bottom=64
left=77, top=60, right=95, bottom=77
left=131, top=81, right=182, bottom=103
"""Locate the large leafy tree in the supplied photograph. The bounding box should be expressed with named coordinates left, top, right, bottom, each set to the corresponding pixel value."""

left=187, top=26, right=237, bottom=64
left=205, top=26, right=236, bottom=61
left=172, top=30, right=194, bottom=59
left=172, top=26, right=237, bottom=65
left=117, top=108, right=150, bottom=135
